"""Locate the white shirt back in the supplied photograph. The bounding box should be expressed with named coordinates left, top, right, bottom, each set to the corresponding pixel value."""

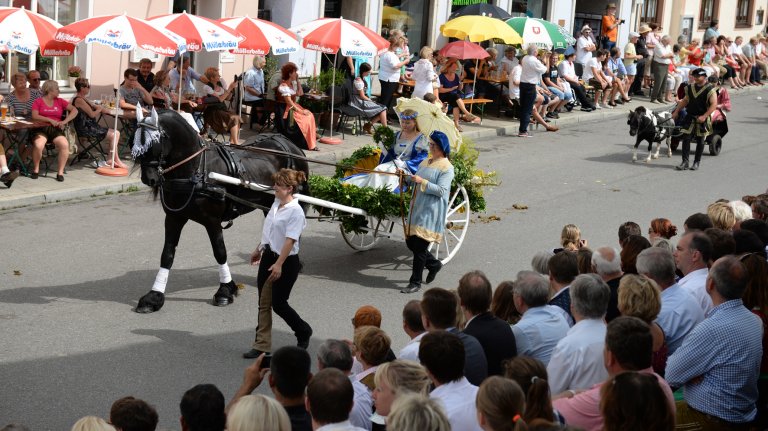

left=547, top=318, right=609, bottom=394
left=677, top=268, right=713, bottom=314
left=431, top=377, right=483, bottom=431
left=521, top=55, right=547, bottom=84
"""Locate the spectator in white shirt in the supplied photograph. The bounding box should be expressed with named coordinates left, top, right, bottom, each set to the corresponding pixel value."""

left=547, top=274, right=610, bottom=395
left=650, top=35, right=674, bottom=103
left=379, top=37, right=410, bottom=116
left=372, top=360, right=430, bottom=427
left=419, top=330, right=483, bottom=431
left=398, top=300, right=426, bottom=361
left=306, top=369, right=368, bottom=431
left=511, top=271, right=570, bottom=365
left=636, top=247, right=704, bottom=356
left=499, top=46, right=520, bottom=77
left=583, top=49, right=610, bottom=109
left=518, top=45, right=550, bottom=137
left=559, top=50, right=597, bottom=111
left=576, top=26, right=597, bottom=77
left=674, top=231, right=714, bottom=313
left=317, top=340, right=373, bottom=431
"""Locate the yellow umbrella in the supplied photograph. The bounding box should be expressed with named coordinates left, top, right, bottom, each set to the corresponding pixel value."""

left=440, top=15, right=522, bottom=44
left=382, top=6, right=414, bottom=25
left=396, top=97, right=462, bottom=151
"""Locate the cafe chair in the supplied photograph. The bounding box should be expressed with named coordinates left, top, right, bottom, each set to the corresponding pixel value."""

left=69, top=129, right=107, bottom=167
left=333, top=79, right=367, bottom=138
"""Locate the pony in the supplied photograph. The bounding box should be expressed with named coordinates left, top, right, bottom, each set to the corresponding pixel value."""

left=627, top=106, right=673, bottom=163
left=132, top=107, right=308, bottom=313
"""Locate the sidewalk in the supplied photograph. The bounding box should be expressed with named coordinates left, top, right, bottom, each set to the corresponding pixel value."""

left=2, top=85, right=764, bottom=211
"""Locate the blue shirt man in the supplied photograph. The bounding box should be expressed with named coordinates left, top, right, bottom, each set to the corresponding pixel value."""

left=666, top=256, right=763, bottom=426
left=243, top=56, right=266, bottom=103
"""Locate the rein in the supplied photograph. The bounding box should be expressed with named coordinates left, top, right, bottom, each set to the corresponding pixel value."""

left=159, top=146, right=209, bottom=176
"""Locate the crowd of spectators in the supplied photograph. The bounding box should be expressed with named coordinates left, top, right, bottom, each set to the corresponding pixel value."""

left=6, top=190, right=766, bottom=431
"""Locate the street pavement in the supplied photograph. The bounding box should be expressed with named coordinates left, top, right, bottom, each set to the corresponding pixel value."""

left=1, top=88, right=766, bottom=430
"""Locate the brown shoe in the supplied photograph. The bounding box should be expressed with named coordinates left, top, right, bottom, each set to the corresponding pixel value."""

left=362, top=122, right=373, bottom=135
left=1, top=170, right=19, bottom=188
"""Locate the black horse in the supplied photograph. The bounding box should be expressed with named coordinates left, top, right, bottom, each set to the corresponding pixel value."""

left=627, top=106, right=673, bottom=163
left=132, top=108, right=308, bottom=313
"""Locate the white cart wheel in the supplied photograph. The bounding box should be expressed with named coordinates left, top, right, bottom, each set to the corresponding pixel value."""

left=429, top=186, right=471, bottom=265
left=341, top=217, right=390, bottom=251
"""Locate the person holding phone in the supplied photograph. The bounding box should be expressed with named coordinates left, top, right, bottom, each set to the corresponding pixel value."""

left=243, top=169, right=313, bottom=359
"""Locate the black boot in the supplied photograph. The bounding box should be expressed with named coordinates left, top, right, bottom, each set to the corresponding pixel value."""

left=675, top=161, right=689, bottom=170
left=213, top=280, right=238, bottom=306
left=690, top=161, right=700, bottom=170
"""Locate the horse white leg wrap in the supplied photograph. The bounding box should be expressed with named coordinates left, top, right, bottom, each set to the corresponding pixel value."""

left=151, top=268, right=170, bottom=293
left=219, top=263, right=232, bottom=284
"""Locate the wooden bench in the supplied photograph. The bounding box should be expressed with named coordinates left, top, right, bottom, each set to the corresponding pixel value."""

left=462, top=98, right=494, bottom=122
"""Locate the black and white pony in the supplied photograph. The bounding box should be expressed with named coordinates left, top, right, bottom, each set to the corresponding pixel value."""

left=627, top=106, right=673, bottom=163
left=131, top=107, right=308, bottom=313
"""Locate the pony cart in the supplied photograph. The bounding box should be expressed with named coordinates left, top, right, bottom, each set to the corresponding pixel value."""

left=208, top=148, right=473, bottom=265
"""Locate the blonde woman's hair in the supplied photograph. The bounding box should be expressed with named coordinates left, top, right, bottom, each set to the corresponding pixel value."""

left=486, top=47, right=498, bottom=57
left=561, top=224, right=581, bottom=250
left=707, top=201, right=736, bottom=231
left=373, top=360, right=430, bottom=397
left=387, top=393, right=451, bottom=431
left=41, top=80, right=59, bottom=96
left=617, top=274, right=662, bottom=323
left=227, top=395, right=291, bottom=431
left=398, top=109, right=421, bottom=131
left=70, top=416, right=115, bottom=431
left=10, top=72, right=26, bottom=88
left=204, top=67, right=221, bottom=82
left=419, top=46, right=434, bottom=59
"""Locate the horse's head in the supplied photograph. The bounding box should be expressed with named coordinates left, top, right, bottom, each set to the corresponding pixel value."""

left=132, top=106, right=202, bottom=189
left=627, top=106, right=647, bottom=137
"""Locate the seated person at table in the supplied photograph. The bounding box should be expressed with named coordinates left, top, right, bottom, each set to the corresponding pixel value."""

left=169, top=55, right=207, bottom=96
left=277, top=62, right=317, bottom=151
left=0, top=146, right=19, bottom=188
left=119, top=68, right=153, bottom=118
left=201, top=67, right=241, bottom=145
left=71, top=77, right=127, bottom=169
left=6, top=72, right=40, bottom=118
left=136, top=57, right=155, bottom=94
left=30, top=80, right=78, bottom=181
left=438, top=58, right=479, bottom=132
left=149, top=69, right=179, bottom=110
left=344, top=109, right=428, bottom=192
left=243, top=55, right=266, bottom=125
left=348, top=62, right=387, bottom=135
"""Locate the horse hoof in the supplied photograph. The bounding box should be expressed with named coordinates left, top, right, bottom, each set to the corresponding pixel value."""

left=632, top=156, right=637, bottom=162
left=135, top=291, right=165, bottom=313
left=652, top=154, right=659, bottom=159
left=213, top=281, right=238, bottom=307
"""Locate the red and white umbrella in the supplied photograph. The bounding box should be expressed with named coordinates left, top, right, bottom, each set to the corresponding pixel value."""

left=0, top=6, right=73, bottom=55
left=0, top=7, right=75, bottom=85
left=147, top=11, right=240, bottom=53
left=290, top=17, right=390, bottom=141
left=218, top=15, right=299, bottom=56
left=55, top=13, right=185, bottom=176
left=290, top=17, right=389, bottom=58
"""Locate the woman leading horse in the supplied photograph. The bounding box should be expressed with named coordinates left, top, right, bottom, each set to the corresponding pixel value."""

left=131, top=108, right=308, bottom=313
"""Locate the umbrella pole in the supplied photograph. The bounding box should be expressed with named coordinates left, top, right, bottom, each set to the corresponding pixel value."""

left=6, top=50, right=12, bottom=98
left=470, top=58, right=478, bottom=115
left=111, top=51, right=122, bottom=169
left=329, top=52, right=336, bottom=138
left=177, top=57, right=183, bottom=111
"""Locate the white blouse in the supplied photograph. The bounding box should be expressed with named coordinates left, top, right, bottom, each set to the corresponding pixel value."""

left=379, top=51, right=402, bottom=83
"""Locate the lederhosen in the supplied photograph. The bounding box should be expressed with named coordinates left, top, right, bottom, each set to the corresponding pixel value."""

left=681, top=83, right=715, bottom=137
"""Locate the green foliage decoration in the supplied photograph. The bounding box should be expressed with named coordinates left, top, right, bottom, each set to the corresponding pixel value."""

left=306, top=67, right=347, bottom=93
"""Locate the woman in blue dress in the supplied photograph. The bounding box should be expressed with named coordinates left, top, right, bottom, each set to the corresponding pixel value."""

left=401, top=130, right=454, bottom=294
left=344, top=109, right=428, bottom=191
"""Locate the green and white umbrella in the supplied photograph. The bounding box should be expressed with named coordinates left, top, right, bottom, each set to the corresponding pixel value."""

left=505, top=17, right=576, bottom=52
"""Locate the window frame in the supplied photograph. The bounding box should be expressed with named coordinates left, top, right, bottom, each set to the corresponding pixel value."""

left=698, top=0, right=720, bottom=29
left=639, top=0, right=664, bottom=26
left=735, top=0, right=754, bottom=28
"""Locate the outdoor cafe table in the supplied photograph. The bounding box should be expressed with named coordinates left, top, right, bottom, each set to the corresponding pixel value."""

left=1, top=118, right=50, bottom=176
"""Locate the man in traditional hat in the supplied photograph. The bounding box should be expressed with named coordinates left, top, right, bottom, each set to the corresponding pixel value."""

left=628, top=24, right=651, bottom=96
left=600, top=3, right=623, bottom=50
left=671, top=68, right=717, bottom=171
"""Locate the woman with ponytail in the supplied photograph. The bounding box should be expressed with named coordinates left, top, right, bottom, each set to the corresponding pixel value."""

left=504, top=357, right=565, bottom=426
left=476, top=376, right=528, bottom=431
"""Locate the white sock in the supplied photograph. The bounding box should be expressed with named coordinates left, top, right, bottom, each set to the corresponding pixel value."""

left=218, top=263, right=232, bottom=284
left=151, top=268, right=170, bottom=293
left=0, top=166, right=8, bottom=175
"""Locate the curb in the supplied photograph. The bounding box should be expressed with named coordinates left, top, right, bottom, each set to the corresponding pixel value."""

left=0, top=180, right=147, bottom=211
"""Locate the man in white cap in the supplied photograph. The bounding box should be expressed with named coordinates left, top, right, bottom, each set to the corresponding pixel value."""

left=623, top=32, right=643, bottom=94
left=576, top=25, right=597, bottom=77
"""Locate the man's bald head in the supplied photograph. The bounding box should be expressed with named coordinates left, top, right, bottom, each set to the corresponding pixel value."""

left=591, top=246, right=622, bottom=277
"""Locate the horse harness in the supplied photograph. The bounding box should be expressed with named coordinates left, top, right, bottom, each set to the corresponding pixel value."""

left=636, top=111, right=675, bottom=142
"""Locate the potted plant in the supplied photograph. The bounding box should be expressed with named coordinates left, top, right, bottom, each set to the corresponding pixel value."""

left=67, top=65, right=81, bottom=88
left=305, top=67, right=347, bottom=128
